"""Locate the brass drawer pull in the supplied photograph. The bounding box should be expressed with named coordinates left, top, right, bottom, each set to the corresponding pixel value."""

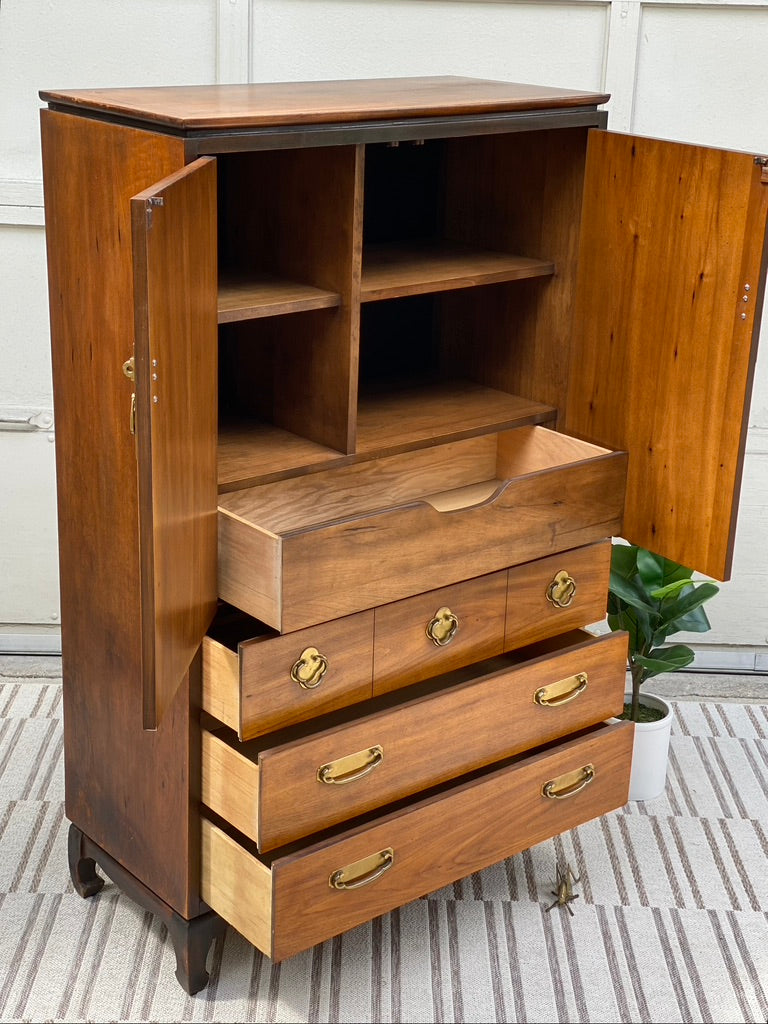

left=546, top=570, right=577, bottom=608
left=317, top=744, right=384, bottom=785
left=542, top=763, right=595, bottom=800
left=534, top=672, right=588, bottom=708
left=426, top=606, right=459, bottom=647
left=329, top=847, right=394, bottom=890
left=290, top=647, right=328, bottom=689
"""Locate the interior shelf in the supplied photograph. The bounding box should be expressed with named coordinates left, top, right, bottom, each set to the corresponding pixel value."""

left=218, top=273, right=341, bottom=324
left=217, top=381, right=557, bottom=491
left=357, top=381, right=556, bottom=454
left=218, top=420, right=343, bottom=491
left=361, top=241, right=555, bottom=303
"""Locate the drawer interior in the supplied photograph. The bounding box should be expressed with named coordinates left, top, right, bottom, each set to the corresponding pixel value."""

left=219, top=426, right=613, bottom=531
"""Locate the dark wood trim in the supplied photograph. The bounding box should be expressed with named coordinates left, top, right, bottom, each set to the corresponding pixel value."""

left=43, top=100, right=606, bottom=155
left=68, top=824, right=227, bottom=995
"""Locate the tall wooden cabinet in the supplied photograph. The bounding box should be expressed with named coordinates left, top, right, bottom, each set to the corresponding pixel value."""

left=39, top=78, right=768, bottom=992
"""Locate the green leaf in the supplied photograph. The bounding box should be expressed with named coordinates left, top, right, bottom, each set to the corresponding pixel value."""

left=660, top=558, right=693, bottom=585
left=650, top=578, right=696, bottom=600
left=674, top=606, right=712, bottom=632
left=610, top=543, right=638, bottom=581
left=608, top=609, right=639, bottom=652
left=636, top=548, right=665, bottom=589
left=634, top=644, right=695, bottom=677
left=608, top=570, right=656, bottom=614
left=662, top=582, right=719, bottom=628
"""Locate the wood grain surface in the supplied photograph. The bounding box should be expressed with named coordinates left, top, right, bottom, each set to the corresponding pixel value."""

left=131, top=158, right=219, bottom=728
left=40, top=111, right=202, bottom=915
left=566, top=130, right=768, bottom=580
left=246, top=630, right=627, bottom=850
left=40, top=78, right=609, bottom=131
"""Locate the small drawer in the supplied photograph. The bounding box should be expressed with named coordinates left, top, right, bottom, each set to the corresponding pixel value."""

left=372, top=570, right=507, bottom=696
left=201, top=719, right=634, bottom=961
left=218, top=426, right=627, bottom=633
left=505, top=542, right=612, bottom=650
left=201, top=629, right=628, bottom=851
left=202, top=607, right=374, bottom=741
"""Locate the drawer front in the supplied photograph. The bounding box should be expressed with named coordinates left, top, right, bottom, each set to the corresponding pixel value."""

left=203, top=610, right=374, bottom=740
left=505, top=542, right=612, bottom=650
left=202, top=630, right=628, bottom=851
left=372, top=571, right=507, bottom=696
left=218, top=428, right=627, bottom=632
left=200, top=720, right=634, bottom=961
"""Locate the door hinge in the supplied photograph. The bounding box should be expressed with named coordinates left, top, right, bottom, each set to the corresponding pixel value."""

left=146, top=195, right=164, bottom=228
left=755, top=156, right=768, bottom=184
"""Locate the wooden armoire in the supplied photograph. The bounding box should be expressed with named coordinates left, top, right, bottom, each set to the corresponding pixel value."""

left=39, top=77, right=768, bottom=992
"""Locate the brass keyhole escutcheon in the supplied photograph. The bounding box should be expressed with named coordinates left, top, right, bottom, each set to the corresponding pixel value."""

left=546, top=570, right=576, bottom=609
left=290, top=647, right=328, bottom=689
left=426, top=607, right=459, bottom=647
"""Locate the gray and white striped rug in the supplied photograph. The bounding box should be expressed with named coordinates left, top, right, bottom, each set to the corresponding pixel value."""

left=1, top=673, right=768, bottom=1024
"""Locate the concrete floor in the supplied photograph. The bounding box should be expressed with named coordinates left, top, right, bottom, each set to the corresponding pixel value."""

left=1, top=655, right=766, bottom=703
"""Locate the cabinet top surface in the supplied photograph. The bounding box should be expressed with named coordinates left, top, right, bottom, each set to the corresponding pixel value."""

left=39, top=76, right=609, bottom=132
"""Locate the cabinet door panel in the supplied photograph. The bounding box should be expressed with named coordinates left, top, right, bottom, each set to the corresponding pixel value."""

left=132, top=157, right=218, bottom=728
left=566, top=130, right=768, bottom=580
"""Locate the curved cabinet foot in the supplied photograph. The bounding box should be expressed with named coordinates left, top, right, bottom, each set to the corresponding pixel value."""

left=68, top=823, right=105, bottom=898
left=168, top=911, right=228, bottom=995
left=65, top=822, right=226, bottom=994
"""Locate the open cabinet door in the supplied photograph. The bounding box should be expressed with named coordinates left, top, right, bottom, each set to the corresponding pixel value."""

left=132, top=157, right=218, bottom=729
left=565, top=131, right=768, bottom=580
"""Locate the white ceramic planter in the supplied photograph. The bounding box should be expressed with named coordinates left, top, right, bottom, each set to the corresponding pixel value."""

left=625, top=691, right=673, bottom=801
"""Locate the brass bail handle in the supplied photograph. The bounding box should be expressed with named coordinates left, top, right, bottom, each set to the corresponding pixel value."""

left=290, top=647, right=328, bottom=689
left=329, top=848, right=394, bottom=891
left=426, top=606, right=459, bottom=647
left=122, top=356, right=136, bottom=437
left=546, top=570, right=576, bottom=609
left=534, top=672, right=588, bottom=708
left=542, top=763, right=595, bottom=800
left=317, top=745, right=384, bottom=785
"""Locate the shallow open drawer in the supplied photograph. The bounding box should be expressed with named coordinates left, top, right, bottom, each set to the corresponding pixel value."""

left=201, top=719, right=634, bottom=961
left=218, top=426, right=626, bottom=632
left=201, top=629, right=628, bottom=851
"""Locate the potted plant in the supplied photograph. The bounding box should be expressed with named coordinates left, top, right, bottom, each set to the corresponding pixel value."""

left=607, top=543, right=719, bottom=799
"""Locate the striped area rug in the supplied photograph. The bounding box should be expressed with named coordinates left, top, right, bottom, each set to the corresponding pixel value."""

left=1, top=676, right=768, bottom=1024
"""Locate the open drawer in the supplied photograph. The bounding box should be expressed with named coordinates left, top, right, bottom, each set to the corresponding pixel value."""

left=218, top=426, right=627, bottom=632
left=201, top=719, right=634, bottom=961
left=201, top=629, right=628, bottom=851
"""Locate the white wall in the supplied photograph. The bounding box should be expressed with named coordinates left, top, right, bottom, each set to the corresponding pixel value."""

left=2, top=0, right=767, bottom=665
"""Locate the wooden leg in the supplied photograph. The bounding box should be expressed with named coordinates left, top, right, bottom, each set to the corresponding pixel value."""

left=66, top=823, right=226, bottom=994
left=68, top=823, right=105, bottom=898
left=168, top=910, right=228, bottom=995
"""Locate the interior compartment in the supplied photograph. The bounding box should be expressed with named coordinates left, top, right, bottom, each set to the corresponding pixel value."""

left=217, top=427, right=626, bottom=632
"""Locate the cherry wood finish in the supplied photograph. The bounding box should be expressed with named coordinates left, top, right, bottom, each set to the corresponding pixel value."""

left=217, top=428, right=626, bottom=631
left=201, top=720, right=633, bottom=961
left=132, top=158, right=219, bottom=728
left=566, top=131, right=768, bottom=581
left=361, top=242, right=554, bottom=301
left=203, top=629, right=627, bottom=851
left=40, top=78, right=610, bottom=131
left=372, top=571, right=508, bottom=695
left=203, top=610, right=375, bottom=740
left=41, top=111, right=202, bottom=917
left=217, top=274, right=340, bottom=322
left=504, top=542, right=612, bottom=649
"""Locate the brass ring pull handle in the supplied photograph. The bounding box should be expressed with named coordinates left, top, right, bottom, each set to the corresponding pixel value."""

left=534, top=672, right=588, bottom=708
left=290, top=647, right=328, bottom=689
left=546, top=570, right=577, bottom=609
left=426, top=607, right=459, bottom=647
left=542, top=763, right=595, bottom=800
left=329, top=847, right=394, bottom=890
left=317, top=745, right=384, bottom=785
